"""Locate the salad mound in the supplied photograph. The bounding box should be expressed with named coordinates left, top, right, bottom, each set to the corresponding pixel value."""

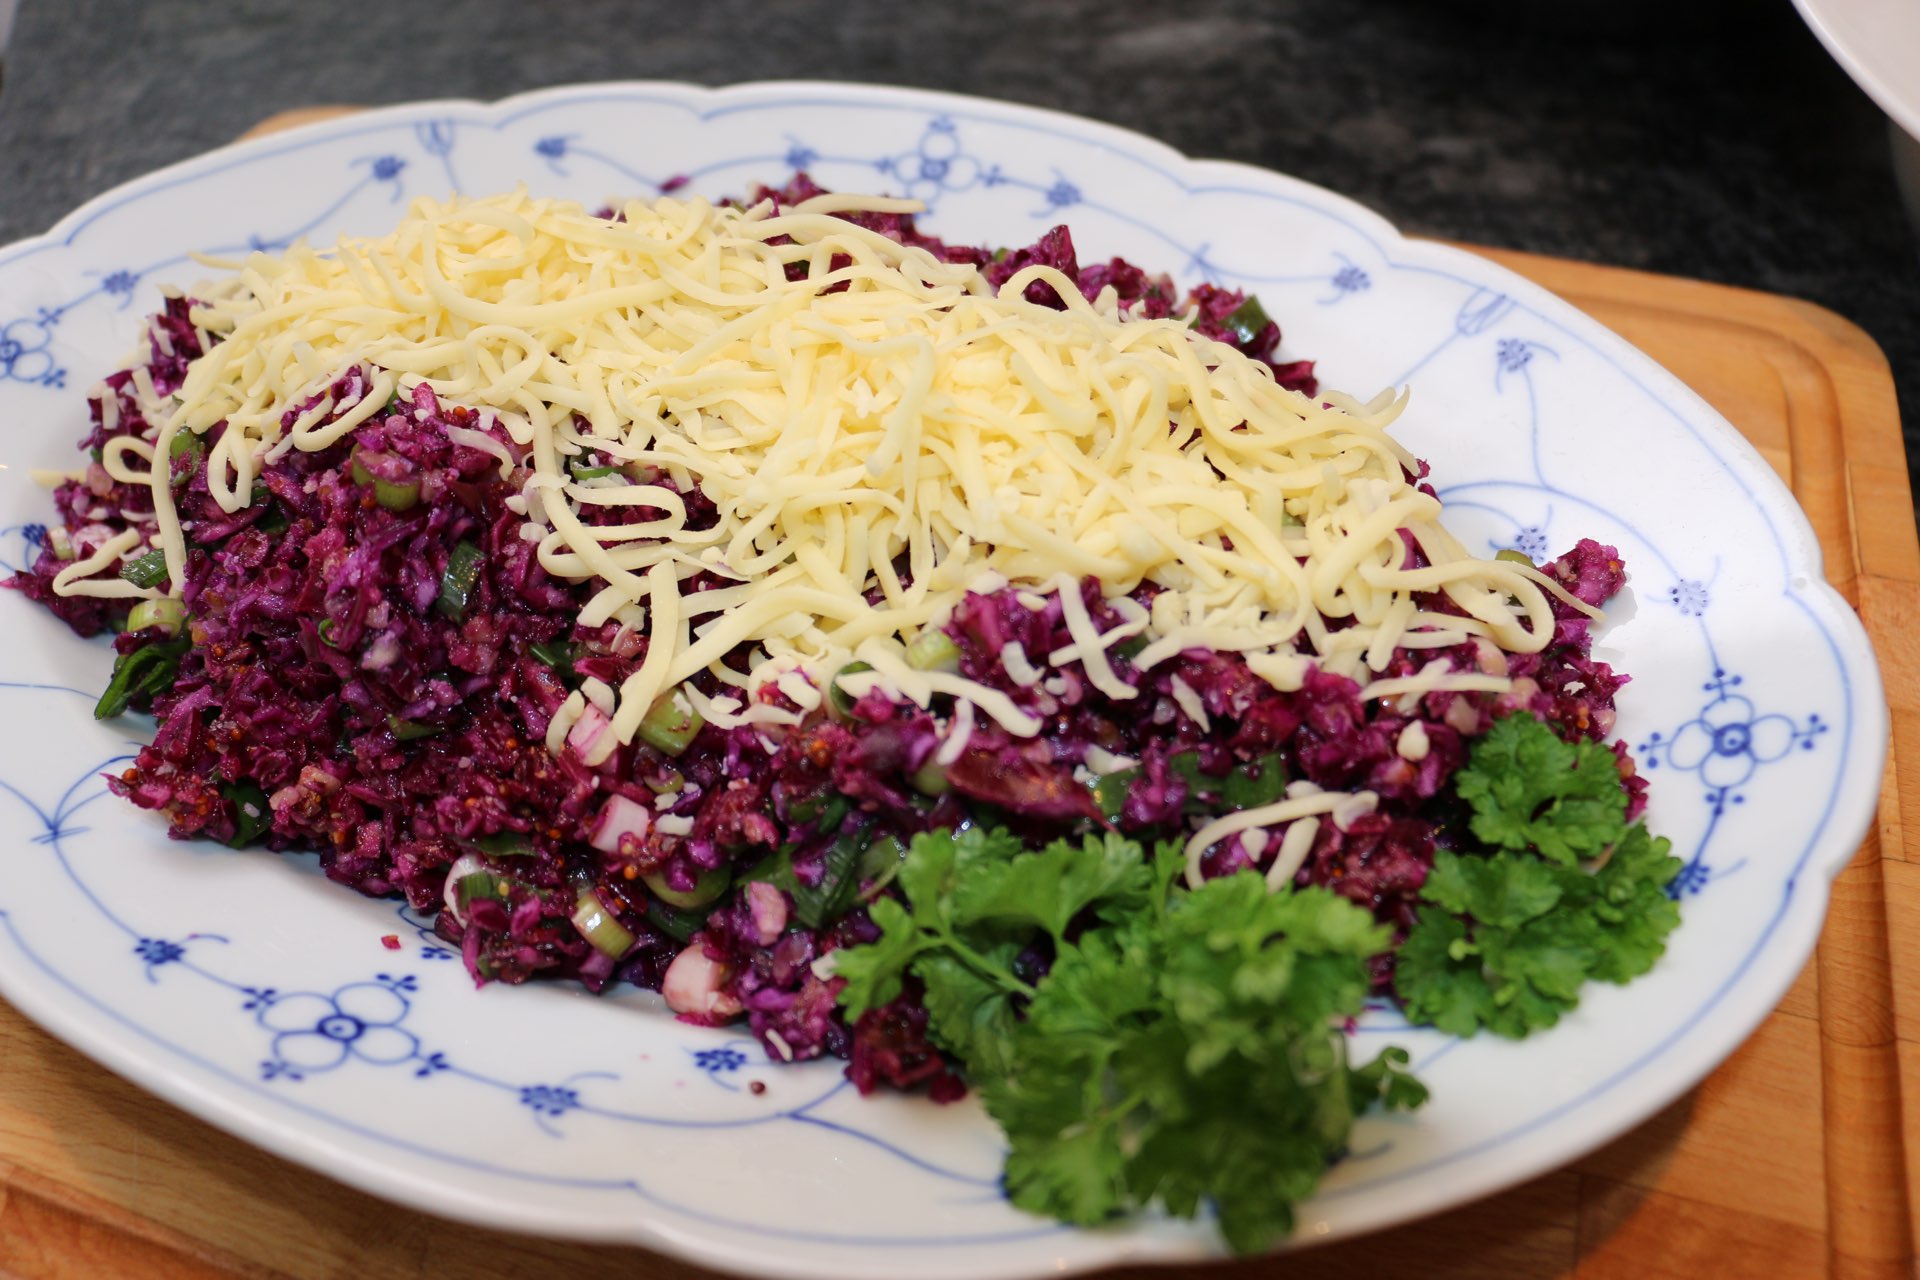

left=9, top=181, right=1679, bottom=1252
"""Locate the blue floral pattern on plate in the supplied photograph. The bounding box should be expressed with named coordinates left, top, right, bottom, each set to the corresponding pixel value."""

left=0, top=83, right=1885, bottom=1279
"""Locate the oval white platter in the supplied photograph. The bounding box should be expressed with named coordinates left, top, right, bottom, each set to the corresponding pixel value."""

left=0, top=81, right=1886, bottom=1279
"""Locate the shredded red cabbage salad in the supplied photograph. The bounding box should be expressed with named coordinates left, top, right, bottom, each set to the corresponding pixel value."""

left=10, top=184, right=1673, bottom=1231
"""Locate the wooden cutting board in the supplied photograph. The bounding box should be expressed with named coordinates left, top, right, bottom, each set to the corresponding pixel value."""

left=0, top=109, right=1913, bottom=1280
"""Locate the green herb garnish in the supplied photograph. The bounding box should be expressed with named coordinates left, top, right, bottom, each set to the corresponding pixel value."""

left=834, top=826, right=1424, bottom=1253
left=1394, top=714, right=1683, bottom=1038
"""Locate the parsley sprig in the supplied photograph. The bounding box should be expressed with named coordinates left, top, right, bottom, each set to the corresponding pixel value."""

left=1394, top=715, right=1683, bottom=1037
left=835, top=827, right=1425, bottom=1253
left=832, top=714, right=1676, bottom=1250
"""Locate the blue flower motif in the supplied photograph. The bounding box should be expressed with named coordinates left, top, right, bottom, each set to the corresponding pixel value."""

left=1508, top=524, right=1551, bottom=561
left=1639, top=670, right=1826, bottom=799
left=1043, top=177, right=1080, bottom=209
left=0, top=315, right=61, bottom=388
left=370, top=155, right=406, bottom=182
left=1331, top=263, right=1370, bottom=295
left=784, top=140, right=819, bottom=171
left=520, top=1084, right=581, bottom=1116
left=100, top=270, right=140, bottom=307
left=1496, top=338, right=1533, bottom=373
left=534, top=136, right=570, bottom=160
left=1668, top=580, right=1709, bottom=616
left=885, top=116, right=983, bottom=208
left=694, top=1047, right=747, bottom=1074
left=134, top=937, right=185, bottom=967
left=22, top=523, right=47, bottom=551
left=256, top=980, right=419, bottom=1079
left=1493, top=337, right=1559, bottom=393
left=132, top=933, right=220, bottom=984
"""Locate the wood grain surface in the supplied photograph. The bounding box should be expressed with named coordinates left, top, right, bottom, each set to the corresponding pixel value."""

left=0, top=108, right=1911, bottom=1280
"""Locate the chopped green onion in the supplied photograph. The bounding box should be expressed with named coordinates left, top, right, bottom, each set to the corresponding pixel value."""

left=1112, top=634, right=1149, bottom=662
left=458, top=871, right=508, bottom=907
left=528, top=639, right=576, bottom=670
left=642, top=863, right=732, bottom=910
left=789, top=827, right=870, bottom=929
left=1167, top=750, right=1218, bottom=816
left=1495, top=548, right=1536, bottom=567
left=373, top=478, right=420, bottom=511
left=904, top=629, right=961, bottom=673
left=318, top=618, right=340, bottom=648
left=827, top=660, right=874, bottom=720
left=785, top=793, right=852, bottom=831
left=469, top=831, right=535, bottom=858
left=1280, top=508, right=1305, bottom=530
left=352, top=448, right=421, bottom=510
left=223, top=781, right=272, bottom=848
left=388, top=715, right=441, bottom=741
left=570, top=464, right=619, bottom=481
left=126, top=597, right=185, bottom=636
left=857, top=833, right=907, bottom=886
left=645, top=896, right=715, bottom=943
left=644, top=766, right=685, bottom=796
left=783, top=796, right=818, bottom=821
left=1093, top=769, right=1136, bottom=820
left=637, top=687, right=703, bottom=756
left=572, top=888, right=637, bottom=958
left=94, top=635, right=189, bottom=720
left=168, top=431, right=204, bottom=480
left=1222, top=751, right=1289, bottom=810
left=1221, top=294, right=1272, bottom=346
left=434, top=541, right=484, bottom=621
left=47, top=527, right=74, bottom=561
left=118, top=549, right=169, bottom=589
left=908, top=759, right=950, bottom=797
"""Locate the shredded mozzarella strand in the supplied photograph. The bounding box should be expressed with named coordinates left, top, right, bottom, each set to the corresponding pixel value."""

left=50, top=527, right=156, bottom=600
left=1184, top=789, right=1376, bottom=889
left=74, top=188, right=1595, bottom=746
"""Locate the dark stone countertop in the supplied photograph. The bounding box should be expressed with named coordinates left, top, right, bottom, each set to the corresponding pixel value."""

left=2, top=0, right=1915, bottom=502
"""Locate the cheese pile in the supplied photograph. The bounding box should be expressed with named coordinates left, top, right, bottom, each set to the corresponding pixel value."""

left=77, top=187, right=1580, bottom=762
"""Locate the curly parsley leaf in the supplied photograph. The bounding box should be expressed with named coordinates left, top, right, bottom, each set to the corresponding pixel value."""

left=1397, top=716, right=1683, bottom=1038
left=913, top=949, right=1025, bottom=1077
left=832, top=824, right=1425, bottom=1255
left=950, top=830, right=1155, bottom=940
left=834, top=827, right=1148, bottom=1032
left=831, top=896, right=926, bottom=1020
left=1453, top=712, right=1629, bottom=865
left=980, top=878, right=1422, bottom=1254
left=1581, top=825, right=1684, bottom=980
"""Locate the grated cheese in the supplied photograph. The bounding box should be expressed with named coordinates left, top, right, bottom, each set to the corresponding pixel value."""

left=59, top=188, right=1596, bottom=756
